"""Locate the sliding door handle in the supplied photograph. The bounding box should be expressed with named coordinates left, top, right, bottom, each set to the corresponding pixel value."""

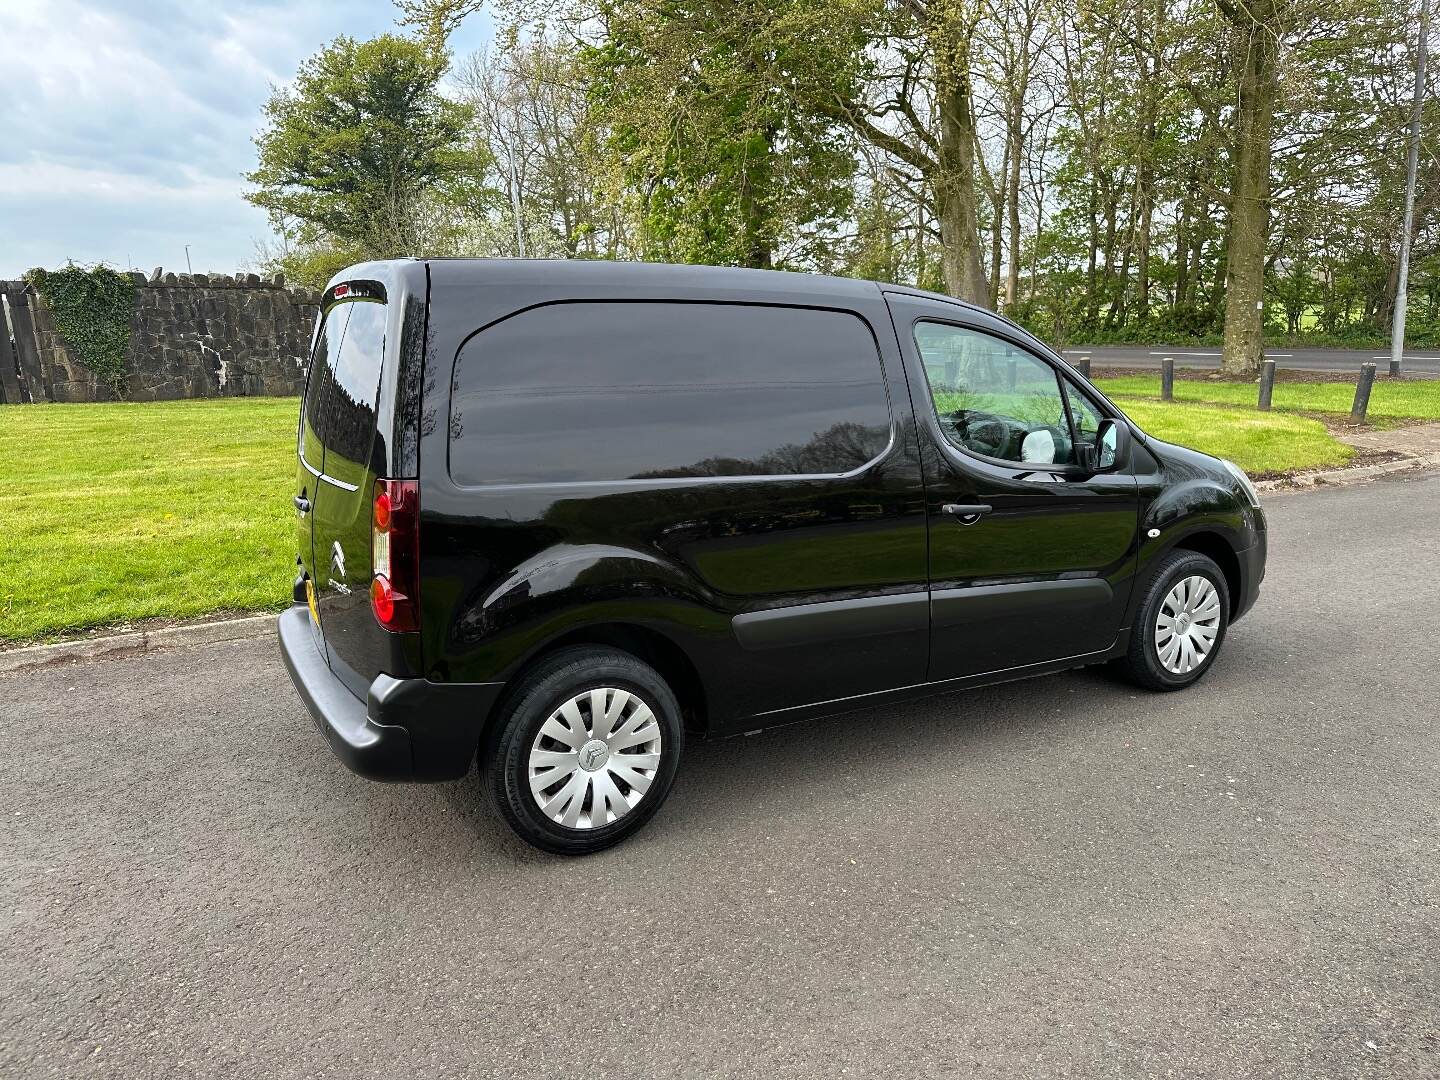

left=941, top=503, right=992, bottom=525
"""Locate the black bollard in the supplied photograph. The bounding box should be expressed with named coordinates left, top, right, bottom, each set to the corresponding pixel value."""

left=1258, top=360, right=1276, bottom=412
left=1161, top=357, right=1175, bottom=401
left=1075, top=356, right=1091, bottom=378
left=1350, top=363, right=1377, bottom=423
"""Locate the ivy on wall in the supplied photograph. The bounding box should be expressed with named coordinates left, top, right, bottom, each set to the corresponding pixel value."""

left=23, top=264, right=135, bottom=396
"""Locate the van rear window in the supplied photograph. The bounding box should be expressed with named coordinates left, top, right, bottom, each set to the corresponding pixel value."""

left=449, top=302, right=891, bottom=486
left=307, top=299, right=387, bottom=482
left=299, top=305, right=347, bottom=471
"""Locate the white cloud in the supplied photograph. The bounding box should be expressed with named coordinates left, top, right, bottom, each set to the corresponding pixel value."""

left=0, top=161, right=236, bottom=201
left=0, top=0, right=494, bottom=277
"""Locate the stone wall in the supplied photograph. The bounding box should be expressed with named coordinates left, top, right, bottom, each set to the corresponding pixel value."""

left=1, top=270, right=322, bottom=404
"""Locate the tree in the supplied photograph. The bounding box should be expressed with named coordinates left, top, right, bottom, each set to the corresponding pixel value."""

left=395, top=0, right=486, bottom=54
left=1207, top=0, right=1402, bottom=372
left=247, top=34, right=490, bottom=275
left=456, top=36, right=631, bottom=259
left=790, top=0, right=993, bottom=303
left=580, top=0, right=862, bottom=269
left=1213, top=0, right=1281, bottom=373
left=974, top=0, right=1058, bottom=312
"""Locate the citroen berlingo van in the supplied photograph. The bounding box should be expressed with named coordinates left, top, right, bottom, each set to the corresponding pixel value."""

left=278, top=259, right=1266, bottom=854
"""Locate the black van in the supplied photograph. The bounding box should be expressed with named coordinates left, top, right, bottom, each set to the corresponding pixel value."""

left=279, top=259, right=1266, bottom=853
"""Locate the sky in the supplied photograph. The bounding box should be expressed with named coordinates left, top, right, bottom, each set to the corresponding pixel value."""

left=0, top=0, right=494, bottom=279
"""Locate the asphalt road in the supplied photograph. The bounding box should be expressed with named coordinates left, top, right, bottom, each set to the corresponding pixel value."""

left=4, top=474, right=1439, bottom=1079
left=1059, top=344, right=1440, bottom=375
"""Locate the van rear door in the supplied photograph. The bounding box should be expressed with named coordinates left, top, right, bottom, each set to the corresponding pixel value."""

left=305, top=289, right=391, bottom=697
left=294, top=304, right=349, bottom=652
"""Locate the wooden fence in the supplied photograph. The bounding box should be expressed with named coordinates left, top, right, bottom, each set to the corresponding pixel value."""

left=1, top=282, right=46, bottom=403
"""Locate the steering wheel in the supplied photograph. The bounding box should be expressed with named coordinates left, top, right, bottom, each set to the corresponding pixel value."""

left=946, top=409, right=1011, bottom=457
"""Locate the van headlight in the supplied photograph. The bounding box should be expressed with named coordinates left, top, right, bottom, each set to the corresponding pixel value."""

left=1221, top=459, right=1261, bottom=507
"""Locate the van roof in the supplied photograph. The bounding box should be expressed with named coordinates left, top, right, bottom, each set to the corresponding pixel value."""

left=425, top=257, right=882, bottom=298
left=327, top=256, right=997, bottom=325
left=415, top=258, right=982, bottom=315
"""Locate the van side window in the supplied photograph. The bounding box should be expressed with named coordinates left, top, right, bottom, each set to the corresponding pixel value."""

left=914, top=322, right=1075, bottom=467
left=1064, top=381, right=1103, bottom=442
left=449, top=302, right=892, bottom=485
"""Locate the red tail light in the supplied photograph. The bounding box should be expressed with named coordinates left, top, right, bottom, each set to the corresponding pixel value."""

left=371, top=478, right=419, bottom=632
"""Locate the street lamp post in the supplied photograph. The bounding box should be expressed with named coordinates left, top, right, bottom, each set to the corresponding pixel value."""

left=1389, top=0, right=1431, bottom=378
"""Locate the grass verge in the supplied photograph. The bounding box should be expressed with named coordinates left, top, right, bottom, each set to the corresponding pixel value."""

left=1111, top=398, right=1353, bottom=476
left=3, top=399, right=296, bottom=643
left=1093, top=374, right=1440, bottom=422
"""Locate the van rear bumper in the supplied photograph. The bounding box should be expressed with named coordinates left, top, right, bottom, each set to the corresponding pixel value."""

left=277, top=605, right=504, bottom=782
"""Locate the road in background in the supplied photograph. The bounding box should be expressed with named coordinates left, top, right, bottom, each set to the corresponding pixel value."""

left=1061, top=344, right=1440, bottom=375
left=3, top=474, right=1439, bottom=1078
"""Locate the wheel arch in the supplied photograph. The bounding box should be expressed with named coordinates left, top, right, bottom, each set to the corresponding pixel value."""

left=501, top=622, right=711, bottom=737
left=1169, top=530, right=1243, bottom=617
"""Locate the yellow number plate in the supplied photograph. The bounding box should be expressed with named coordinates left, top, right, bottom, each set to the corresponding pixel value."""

left=305, top=578, right=319, bottom=624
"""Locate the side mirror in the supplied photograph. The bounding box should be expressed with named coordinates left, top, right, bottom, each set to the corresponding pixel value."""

left=1093, top=418, right=1129, bottom=472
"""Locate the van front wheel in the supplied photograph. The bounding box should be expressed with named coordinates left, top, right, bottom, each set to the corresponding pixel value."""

left=1116, top=550, right=1231, bottom=692
left=486, top=646, right=684, bottom=854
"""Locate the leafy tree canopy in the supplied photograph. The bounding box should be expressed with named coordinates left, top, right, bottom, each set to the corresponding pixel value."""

left=582, top=0, right=867, bottom=269
left=246, top=33, right=489, bottom=263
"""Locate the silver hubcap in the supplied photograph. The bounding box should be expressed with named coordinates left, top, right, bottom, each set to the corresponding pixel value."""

left=528, top=687, right=663, bottom=830
left=1156, top=575, right=1222, bottom=674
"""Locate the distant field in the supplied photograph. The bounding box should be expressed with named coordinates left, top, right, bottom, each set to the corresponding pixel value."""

left=3, top=394, right=1352, bottom=642
left=1093, top=374, right=1440, bottom=422
left=3, top=399, right=297, bottom=643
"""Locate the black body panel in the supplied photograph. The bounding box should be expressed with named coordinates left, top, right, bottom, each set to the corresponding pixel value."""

left=1127, top=436, right=1268, bottom=625
left=417, top=262, right=929, bottom=732
left=884, top=293, right=1143, bottom=677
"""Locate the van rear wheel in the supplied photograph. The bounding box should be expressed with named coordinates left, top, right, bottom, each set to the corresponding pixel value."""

left=486, top=646, right=684, bottom=855
left=1116, top=550, right=1230, bottom=692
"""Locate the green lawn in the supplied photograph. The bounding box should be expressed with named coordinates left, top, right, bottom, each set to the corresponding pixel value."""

left=1093, top=374, right=1440, bottom=422
left=1113, top=399, right=1352, bottom=475
left=3, top=399, right=297, bottom=643
left=2, top=394, right=1352, bottom=643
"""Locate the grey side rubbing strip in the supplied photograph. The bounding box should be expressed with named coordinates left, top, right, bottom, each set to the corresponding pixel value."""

left=732, top=592, right=928, bottom=651
left=931, top=579, right=1112, bottom=628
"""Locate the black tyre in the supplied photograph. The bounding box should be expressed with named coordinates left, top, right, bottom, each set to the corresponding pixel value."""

left=485, top=646, right=684, bottom=855
left=1115, top=550, right=1231, bottom=692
